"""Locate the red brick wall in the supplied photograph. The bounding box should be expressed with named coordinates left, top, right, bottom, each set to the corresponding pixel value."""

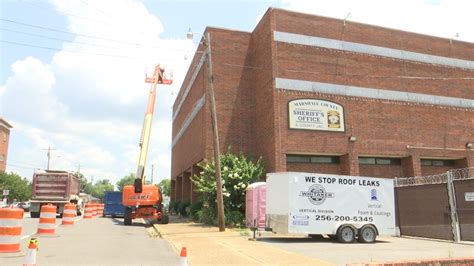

left=359, top=164, right=404, bottom=178
left=286, top=162, right=342, bottom=175
left=0, top=126, right=10, bottom=172
left=171, top=7, right=474, bottom=195
left=271, top=7, right=473, bottom=176
left=248, top=10, right=279, bottom=172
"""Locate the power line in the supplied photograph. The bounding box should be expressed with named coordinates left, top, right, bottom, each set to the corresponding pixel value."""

left=2, top=28, right=120, bottom=49
left=79, top=0, right=109, bottom=17
left=22, top=1, right=112, bottom=26
left=6, top=163, right=40, bottom=170
left=0, top=18, right=142, bottom=46
left=1, top=40, right=143, bottom=60
left=7, top=159, right=39, bottom=168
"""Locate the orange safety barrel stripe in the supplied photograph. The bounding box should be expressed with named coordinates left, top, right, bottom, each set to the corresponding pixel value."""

left=37, top=229, right=54, bottom=234
left=0, top=227, right=22, bottom=235
left=0, top=243, right=20, bottom=253
left=0, top=209, right=24, bottom=219
left=38, top=218, right=56, bottom=224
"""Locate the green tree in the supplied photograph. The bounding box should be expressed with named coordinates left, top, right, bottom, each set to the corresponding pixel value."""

left=158, top=179, right=170, bottom=197
left=0, top=172, right=32, bottom=202
left=116, top=173, right=135, bottom=191
left=191, top=152, right=264, bottom=226
left=91, top=179, right=114, bottom=200
left=75, top=171, right=93, bottom=194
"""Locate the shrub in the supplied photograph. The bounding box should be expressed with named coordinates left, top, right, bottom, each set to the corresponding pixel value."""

left=225, top=210, right=244, bottom=228
left=189, top=201, right=204, bottom=221
left=178, top=200, right=190, bottom=217
left=169, top=200, right=181, bottom=215
left=190, top=152, right=264, bottom=228
left=197, top=207, right=216, bottom=225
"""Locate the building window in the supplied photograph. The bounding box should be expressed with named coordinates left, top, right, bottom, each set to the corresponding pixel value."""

left=287, top=154, right=340, bottom=164
left=420, top=159, right=455, bottom=167
left=2, top=132, right=6, bottom=143
left=0, top=154, right=4, bottom=162
left=359, top=157, right=401, bottom=165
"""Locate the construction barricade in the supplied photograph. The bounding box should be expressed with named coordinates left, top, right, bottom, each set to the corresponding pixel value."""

left=92, top=203, right=98, bottom=217
left=37, top=204, right=56, bottom=235
left=23, top=238, right=38, bottom=266
left=97, top=203, right=104, bottom=217
left=62, top=203, right=76, bottom=226
left=0, top=207, right=24, bottom=253
left=84, top=203, right=93, bottom=219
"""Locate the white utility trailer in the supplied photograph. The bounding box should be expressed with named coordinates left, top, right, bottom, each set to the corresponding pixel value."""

left=265, top=172, right=396, bottom=243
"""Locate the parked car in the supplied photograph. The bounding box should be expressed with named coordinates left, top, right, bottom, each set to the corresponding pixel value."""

left=17, top=202, right=30, bottom=211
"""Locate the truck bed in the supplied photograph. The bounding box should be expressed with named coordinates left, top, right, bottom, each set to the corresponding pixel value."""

left=32, top=171, right=80, bottom=200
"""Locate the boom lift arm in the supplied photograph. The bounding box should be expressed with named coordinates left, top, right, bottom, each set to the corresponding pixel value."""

left=134, top=64, right=172, bottom=193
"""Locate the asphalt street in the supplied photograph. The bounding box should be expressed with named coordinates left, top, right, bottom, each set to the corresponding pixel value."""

left=1, top=214, right=180, bottom=265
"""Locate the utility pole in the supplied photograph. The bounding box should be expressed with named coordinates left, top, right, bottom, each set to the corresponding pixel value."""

left=43, top=146, right=56, bottom=170
left=204, top=31, right=225, bottom=232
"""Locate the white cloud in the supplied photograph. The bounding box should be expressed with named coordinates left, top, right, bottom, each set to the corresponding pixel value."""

left=1, top=0, right=194, bottom=185
left=282, top=0, right=474, bottom=42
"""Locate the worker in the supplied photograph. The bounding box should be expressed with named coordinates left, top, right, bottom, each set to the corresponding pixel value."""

left=155, top=64, right=165, bottom=83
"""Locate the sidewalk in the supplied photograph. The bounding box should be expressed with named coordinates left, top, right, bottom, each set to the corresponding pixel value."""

left=153, top=218, right=333, bottom=266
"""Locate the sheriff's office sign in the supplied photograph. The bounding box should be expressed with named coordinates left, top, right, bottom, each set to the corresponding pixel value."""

left=288, top=99, right=345, bottom=132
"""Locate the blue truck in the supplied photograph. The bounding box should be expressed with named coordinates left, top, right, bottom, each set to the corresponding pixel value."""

left=103, top=191, right=124, bottom=218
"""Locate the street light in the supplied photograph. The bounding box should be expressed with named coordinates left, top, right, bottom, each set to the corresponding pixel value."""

left=187, top=28, right=226, bottom=232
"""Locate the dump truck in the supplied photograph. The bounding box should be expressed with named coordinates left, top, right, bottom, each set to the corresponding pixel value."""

left=30, top=170, right=82, bottom=218
left=265, top=172, right=396, bottom=243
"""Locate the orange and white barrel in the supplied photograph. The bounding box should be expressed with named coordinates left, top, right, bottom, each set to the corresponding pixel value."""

left=0, top=207, right=24, bottom=253
left=84, top=203, right=93, bottom=219
left=62, top=203, right=76, bottom=226
left=37, top=204, right=57, bottom=235
left=92, top=203, right=97, bottom=217
left=97, top=204, right=104, bottom=216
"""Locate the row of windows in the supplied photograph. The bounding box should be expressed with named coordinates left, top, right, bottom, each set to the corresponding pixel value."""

left=287, top=155, right=456, bottom=167
left=286, top=155, right=340, bottom=164
left=420, top=159, right=455, bottom=167
left=358, top=157, right=401, bottom=165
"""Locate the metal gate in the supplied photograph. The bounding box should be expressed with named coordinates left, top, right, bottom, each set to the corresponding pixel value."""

left=395, top=167, right=474, bottom=242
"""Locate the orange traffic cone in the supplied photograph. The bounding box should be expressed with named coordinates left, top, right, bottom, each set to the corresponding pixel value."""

left=179, top=247, right=187, bottom=266
left=23, top=238, right=38, bottom=266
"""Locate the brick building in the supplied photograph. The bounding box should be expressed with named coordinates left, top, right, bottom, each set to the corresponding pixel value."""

left=0, top=118, right=12, bottom=172
left=171, top=8, right=474, bottom=202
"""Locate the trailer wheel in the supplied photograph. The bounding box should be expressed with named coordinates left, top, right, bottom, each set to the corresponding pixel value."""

left=358, top=225, right=377, bottom=243
left=337, top=225, right=356, bottom=243
left=124, top=207, right=132, bottom=226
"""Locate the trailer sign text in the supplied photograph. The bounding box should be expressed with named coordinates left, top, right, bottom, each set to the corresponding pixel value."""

left=266, top=172, right=396, bottom=242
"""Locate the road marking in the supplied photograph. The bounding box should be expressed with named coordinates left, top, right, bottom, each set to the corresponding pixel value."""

left=20, top=220, right=64, bottom=240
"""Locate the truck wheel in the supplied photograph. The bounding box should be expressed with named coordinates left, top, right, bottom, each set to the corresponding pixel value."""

left=124, top=207, right=132, bottom=226
left=337, top=225, right=356, bottom=243
left=30, top=212, right=40, bottom=218
left=358, top=225, right=377, bottom=243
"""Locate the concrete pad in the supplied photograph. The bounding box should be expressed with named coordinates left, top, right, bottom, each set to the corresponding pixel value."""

left=154, top=221, right=333, bottom=265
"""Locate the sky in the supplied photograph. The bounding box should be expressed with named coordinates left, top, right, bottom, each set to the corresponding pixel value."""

left=1, top=0, right=473, bottom=188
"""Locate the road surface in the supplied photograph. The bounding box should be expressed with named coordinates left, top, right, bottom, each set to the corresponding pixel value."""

left=1, top=214, right=180, bottom=265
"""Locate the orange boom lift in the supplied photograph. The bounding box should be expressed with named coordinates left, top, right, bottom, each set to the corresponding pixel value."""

left=122, top=64, right=172, bottom=225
